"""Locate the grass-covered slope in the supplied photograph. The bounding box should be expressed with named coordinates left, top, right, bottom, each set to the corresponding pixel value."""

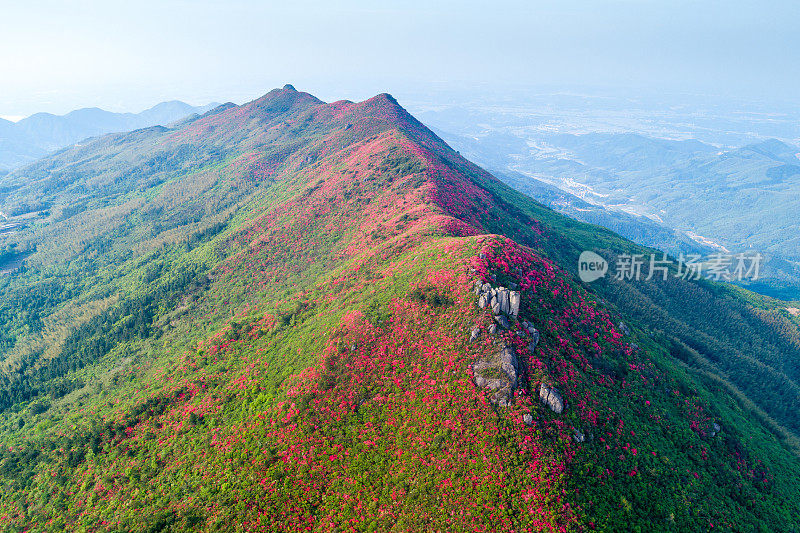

left=0, top=86, right=798, bottom=531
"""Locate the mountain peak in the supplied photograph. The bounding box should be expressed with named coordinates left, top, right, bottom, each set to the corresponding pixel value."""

left=361, top=92, right=402, bottom=111
left=3, top=85, right=800, bottom=532
left=249, top=85, right=323, bottom=112
left=374, top=92, right=398, bottom=104
left=744, top=138, right=796, bottom=159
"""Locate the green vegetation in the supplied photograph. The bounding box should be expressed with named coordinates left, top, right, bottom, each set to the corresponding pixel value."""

left=0, top=86, right=797, bottom=531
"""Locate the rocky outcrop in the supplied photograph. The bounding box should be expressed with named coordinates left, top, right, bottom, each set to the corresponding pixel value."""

left=509, top=291, right=521, bottom=317
left=469, top=277, right=531, bottom=407
left=472, top=342, right=520, bottom=407
left=619, top=321, right=631, bottom=336
left=539, top=383, right=564, bottom=414
left=498, top=346, right=518, bottom=387
left=469, top=327, right=481, bottom=342
left=473, top=280, right=523, bottom=335
left=709, top=422, right=722, bottom=437
left=473, top=281, right=520, bottom=319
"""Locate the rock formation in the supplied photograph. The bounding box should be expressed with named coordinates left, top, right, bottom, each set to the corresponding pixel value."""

left=469, top=276, right=527, bottom=406
left=473, top=281, right=521, bottom=319
left=471, top=342, right=520, bottom=407
left=469, top=327, right=481, bottom=343
left=539, top=383, right=565, bottom=413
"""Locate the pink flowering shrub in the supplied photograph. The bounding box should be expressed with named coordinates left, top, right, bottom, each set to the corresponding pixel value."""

left=0, top=87, right=788, bottom=533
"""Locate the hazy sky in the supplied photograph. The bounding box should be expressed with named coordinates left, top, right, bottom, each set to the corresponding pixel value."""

left=1, top=0, right=798, bottom=119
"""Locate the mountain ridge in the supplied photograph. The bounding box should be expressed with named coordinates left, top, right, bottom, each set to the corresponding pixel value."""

left=0, top=86, right=798, bottom=531
left=0, top=100, right=220, bottom=171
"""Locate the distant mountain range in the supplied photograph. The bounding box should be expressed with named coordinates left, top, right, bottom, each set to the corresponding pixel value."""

left=426, top=115, right=800, bottom=297
left=490, top=168, right=715, bottom=257
left=0, top=101, right=220, bottom=171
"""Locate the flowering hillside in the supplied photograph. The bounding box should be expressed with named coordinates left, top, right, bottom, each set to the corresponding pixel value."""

left=0, top=86, right=798, bottom=531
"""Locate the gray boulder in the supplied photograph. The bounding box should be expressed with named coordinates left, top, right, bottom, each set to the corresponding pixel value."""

left=478, top=294, right=489, bottom=308
left=619, top=321, right=631, bottom=336
left=469, top=327, right=481, bottom=343
left=509, top=291, right=521, bottom=317
left=523, top=413, right=534, bottom=426
left=471, top=343, right=520, bottom=407
left=573, top=428, right=585, bottom=443
left=472, top=360, right=490, bottom=372
left=499, top=346, right=518, bottom=370
left=486, top=378, right=503, bottom=390
left=539, top=383, right=565, bottom=414
left=498, top=289, right=510, bottom=314
left=499, top=348, right=518, bottom=387
left=488, top=324, right=497, bottom=335
left=500, top=368, right=517, bottom=389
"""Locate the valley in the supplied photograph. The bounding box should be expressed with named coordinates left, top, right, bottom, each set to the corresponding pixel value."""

left=411, top=94, right=800, bottom=298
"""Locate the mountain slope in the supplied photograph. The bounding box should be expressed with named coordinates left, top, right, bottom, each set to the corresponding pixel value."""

left=465, top=129, right=800, bottom=260
left=429, top=121, right=800, bottom=297
left=0, top=100, right=219, bottom=171
left=490, top=168, right=713, bottom=257
left=0, top=86, right=798, bottom=531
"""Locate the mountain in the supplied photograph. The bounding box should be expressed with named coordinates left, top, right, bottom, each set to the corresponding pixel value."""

left=544, top=132, right=719, bottom=170
left=0, top=85, right=799, bottom=530
left=429, top=122, right=800, bottom=297
left=523, top=135, right=800, bottom=260
left=0, top=100, right=220, bottom=170
left=477, top=167, right=715, bottom=257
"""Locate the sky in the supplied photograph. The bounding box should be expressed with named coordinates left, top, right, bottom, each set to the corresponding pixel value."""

left=1, top=0, right=799, bottom=119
